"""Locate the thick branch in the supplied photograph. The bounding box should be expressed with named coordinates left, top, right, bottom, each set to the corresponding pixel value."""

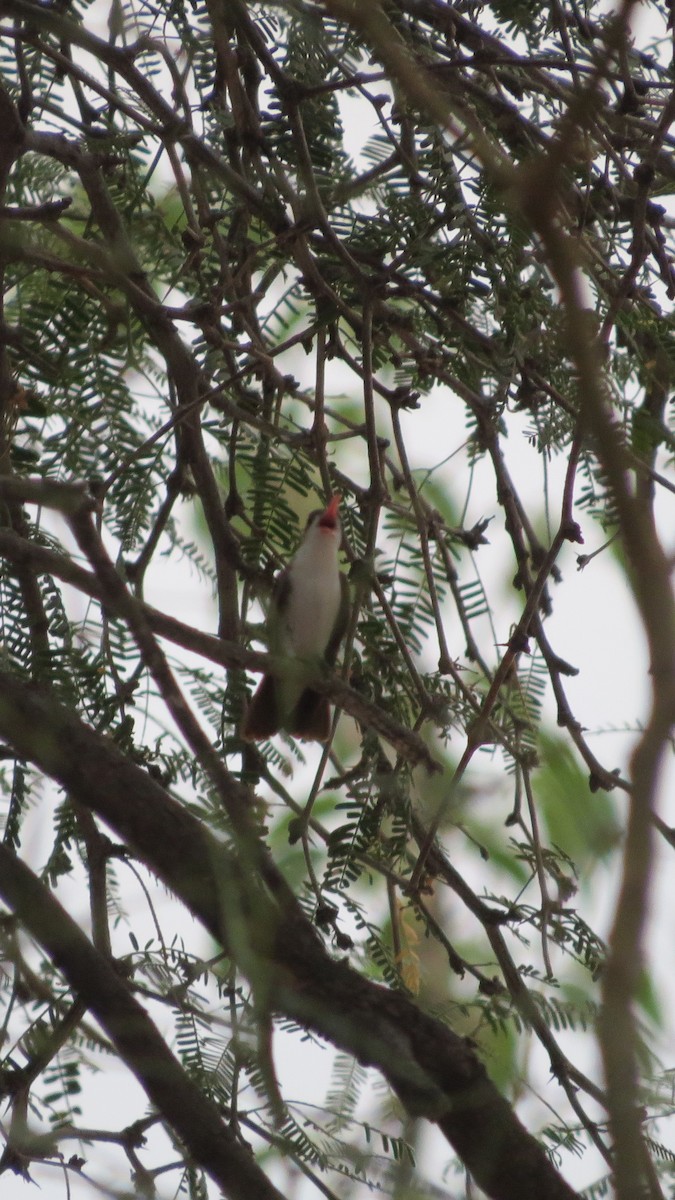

left=0, top=846, right=286, bottom=1200
left=0, top=670, right=580, bottom=1200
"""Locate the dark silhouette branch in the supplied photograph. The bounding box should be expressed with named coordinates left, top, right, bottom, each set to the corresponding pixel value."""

left=0, top=670, right=580, bottom=1200
left=0, top=845, right=288, bottom=1200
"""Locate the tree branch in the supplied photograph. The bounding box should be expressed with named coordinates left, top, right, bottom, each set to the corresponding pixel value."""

left=0, top=845, right=288, bottom=1200
left=0, top=670, right=580, bottom=1200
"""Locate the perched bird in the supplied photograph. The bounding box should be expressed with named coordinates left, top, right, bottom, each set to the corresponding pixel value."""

left=241, top=494, right=349, bottom=742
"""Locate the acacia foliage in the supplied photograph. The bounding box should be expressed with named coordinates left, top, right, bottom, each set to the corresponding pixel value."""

left=0, top=2, right=673, bottom=1199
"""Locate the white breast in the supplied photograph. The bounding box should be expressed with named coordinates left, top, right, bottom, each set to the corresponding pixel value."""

left=282, top=526, right=342, bottom=659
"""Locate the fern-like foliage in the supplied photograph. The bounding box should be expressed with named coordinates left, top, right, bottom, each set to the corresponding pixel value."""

left=0, top=0, right=672, bottom=1196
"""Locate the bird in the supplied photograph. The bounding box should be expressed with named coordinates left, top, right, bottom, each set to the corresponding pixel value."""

left=240, top=494, right=350, bottom=742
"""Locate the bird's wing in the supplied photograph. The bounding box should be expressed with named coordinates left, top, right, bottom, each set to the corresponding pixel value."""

left=266, top=568, right=291, bottom=656
left=324, top=573, right=350, bottom=666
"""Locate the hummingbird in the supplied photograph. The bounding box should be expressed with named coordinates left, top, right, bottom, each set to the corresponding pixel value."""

left=241, top=494, right=350, bottom=742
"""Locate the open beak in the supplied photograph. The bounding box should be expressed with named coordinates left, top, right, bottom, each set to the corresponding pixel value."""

left=318, top=494, right=341, bottom=529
